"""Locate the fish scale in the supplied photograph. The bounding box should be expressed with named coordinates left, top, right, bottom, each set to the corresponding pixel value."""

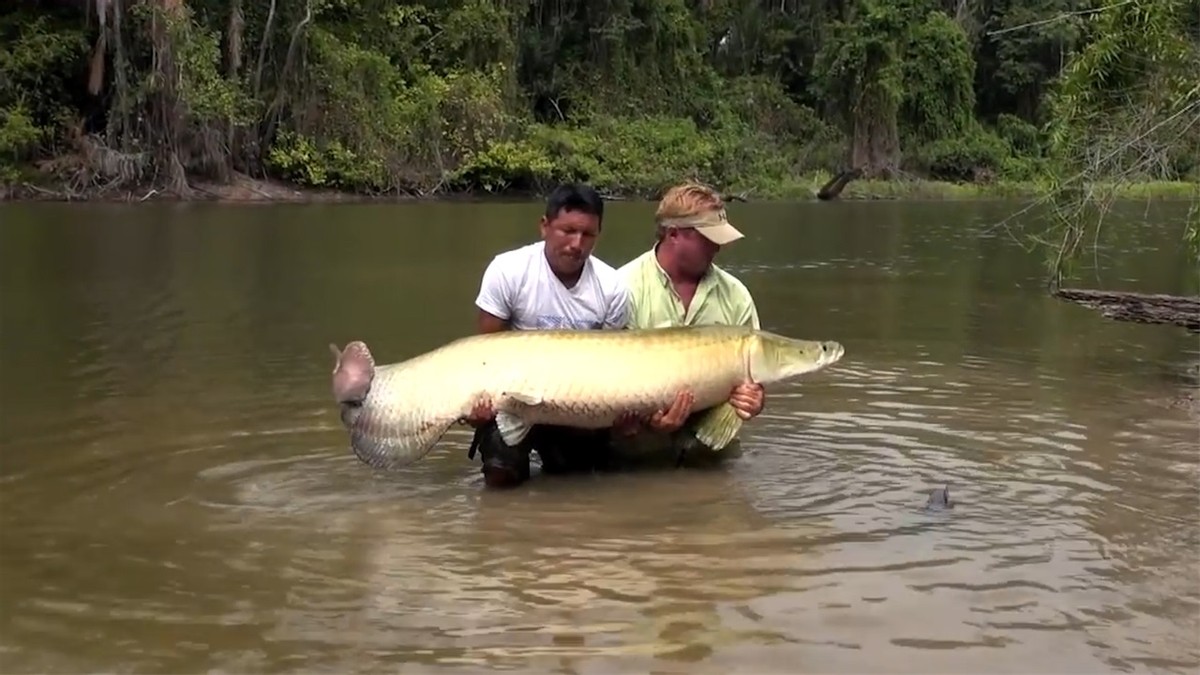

left=329, top=324, right=845, bottom=471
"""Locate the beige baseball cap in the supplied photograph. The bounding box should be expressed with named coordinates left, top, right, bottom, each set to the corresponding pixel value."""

left=658, top=208, right=744, bottom=245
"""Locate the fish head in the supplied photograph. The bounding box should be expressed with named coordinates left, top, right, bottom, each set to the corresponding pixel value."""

left=925, top=485, right=954, bottom=510
left=751, top=332, right=845, bottom=382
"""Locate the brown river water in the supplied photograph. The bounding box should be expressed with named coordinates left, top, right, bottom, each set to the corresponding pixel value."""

left=1, top=198, right=1197, bottom=674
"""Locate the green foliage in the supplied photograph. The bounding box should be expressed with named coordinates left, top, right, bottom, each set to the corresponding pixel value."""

left=0, top=103, right=44, bottom=182
left=0, top=10, right=88, bottom=177
left=168, top=10, right=258, bottom=127
left=0, top=12, right=88, bottom=122
left=1030, top=0, right=1200, bottom=276
left=0, top=0, right=1194, bottom=200
left=266, top=130, right=389, bottom=190
left=810, top=0, right=911, bottom=133
left=540, top=116, right=721, bottom=194
left=995, top=113, right=1043, bottom=156
left=447, top=138, right=558, bottom=193
left=277, top=22, right=519, bottom=192
left=900, top=11, right=977, bottom=142
left=1044, top=0, right=1199, bottom=167
left=446, top=95, right=841, bottom=198
left=913, top=127, right=1013, bottom=182
left=975, top=0, right=1089, bottom=121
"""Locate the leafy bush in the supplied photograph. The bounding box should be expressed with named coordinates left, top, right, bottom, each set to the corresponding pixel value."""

left=995, top=113, right=1044, bottom=157
left=916, top=128, right=1013, bottom=182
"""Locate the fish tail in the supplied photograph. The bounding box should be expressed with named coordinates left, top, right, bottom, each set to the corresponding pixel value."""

left=330, top=341, right=374, bottom=405
left=690, top=401, right=744, bottom=450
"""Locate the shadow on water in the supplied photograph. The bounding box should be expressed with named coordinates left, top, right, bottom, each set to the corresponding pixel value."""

left=0, top=199, right=1196, bottom=673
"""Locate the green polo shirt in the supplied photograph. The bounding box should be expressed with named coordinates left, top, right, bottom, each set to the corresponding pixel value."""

left=610, top=247, right=760, bottom=466
left=616, top=247, right=760, bottom=330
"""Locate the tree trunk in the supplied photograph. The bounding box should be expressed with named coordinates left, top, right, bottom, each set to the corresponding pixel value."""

left=817, top=168, right=863, bottom=200
left=148, top=0, right=191, bottom=195
left=225, top=0, right=244, bottom=176
left=850, top=81, right=901, bottom=178
left=1052, top=287, right=1200, bottom=332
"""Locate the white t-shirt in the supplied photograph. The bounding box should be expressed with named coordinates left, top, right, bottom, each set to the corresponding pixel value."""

left=474, top=242, right=630, bottom=330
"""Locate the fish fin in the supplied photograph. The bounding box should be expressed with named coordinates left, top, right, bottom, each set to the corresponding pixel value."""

left=495, top=411, right=534, bottom=447
left=502, top=389, right=544, bottom=407
left=330, top=341, right=374, bottom=405
left=690, top=402, right=744, bottom=450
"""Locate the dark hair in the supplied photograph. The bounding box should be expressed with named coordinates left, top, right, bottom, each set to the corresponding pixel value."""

left=544, top=183, right=604, bottom=227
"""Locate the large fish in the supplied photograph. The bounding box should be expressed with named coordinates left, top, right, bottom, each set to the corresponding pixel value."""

left=328, top=325, right=845, bottom=470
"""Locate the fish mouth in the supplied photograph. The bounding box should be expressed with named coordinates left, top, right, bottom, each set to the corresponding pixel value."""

left=337, top=401, right=363, bottom=429
left=821, top=341, right=845, bottom=366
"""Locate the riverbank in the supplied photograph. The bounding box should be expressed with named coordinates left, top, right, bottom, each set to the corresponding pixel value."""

left=3, top=170, right=1196, bottom=205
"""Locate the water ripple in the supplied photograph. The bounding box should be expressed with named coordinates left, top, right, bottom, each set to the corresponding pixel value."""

left=2, top=206, right=1198, bottom=674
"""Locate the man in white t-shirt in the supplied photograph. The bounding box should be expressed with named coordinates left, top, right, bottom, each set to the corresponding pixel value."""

left=473, top=234, right=629, bottom=332
left=463, top=184, right=690, bottom=487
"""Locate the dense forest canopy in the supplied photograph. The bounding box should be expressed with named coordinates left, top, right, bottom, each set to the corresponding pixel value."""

left=1, top=0, right=1198, bottom=201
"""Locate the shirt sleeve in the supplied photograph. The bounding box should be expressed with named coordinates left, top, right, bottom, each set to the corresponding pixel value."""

left=737, top=296, right=761, bottom=330
left=602, top=282, right=632, bottom=329
left=614, top=259, right=643, bottom=330
left=474, top=256, right=513, bottom=320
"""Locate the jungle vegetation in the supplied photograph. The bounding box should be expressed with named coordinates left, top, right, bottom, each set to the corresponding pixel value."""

left=1, top=0, right=1197, bottom=206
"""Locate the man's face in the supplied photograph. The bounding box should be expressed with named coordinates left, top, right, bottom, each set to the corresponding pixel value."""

left=668, top=227, right=721, bottom=277
left=540, top=208, right=600, bottom=278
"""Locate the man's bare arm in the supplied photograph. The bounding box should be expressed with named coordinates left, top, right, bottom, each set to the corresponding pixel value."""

left=461, top=308, right=510, bottom=426
left=477, top=308, right=510, bottom=334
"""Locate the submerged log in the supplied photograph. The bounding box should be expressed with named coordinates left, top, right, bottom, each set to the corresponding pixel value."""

left=1051, top=287, right=1200, bottom=331
left=817, top=168, right=863, bottom=201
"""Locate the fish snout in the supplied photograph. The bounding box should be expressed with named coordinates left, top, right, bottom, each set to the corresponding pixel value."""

left=820, top=341, right=845, bottom=366
left=924, top=485, right=954, bottom=511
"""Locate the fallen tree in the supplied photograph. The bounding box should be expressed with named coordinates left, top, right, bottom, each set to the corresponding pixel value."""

left=817, top=168, right=863, bottom=201
left=1050, top=287, right=1200, bottom=332
left=994, top=0, right=1199, bottom=332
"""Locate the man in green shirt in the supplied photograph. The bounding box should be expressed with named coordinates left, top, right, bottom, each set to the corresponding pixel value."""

left=612, top=182, right=766, bottom=466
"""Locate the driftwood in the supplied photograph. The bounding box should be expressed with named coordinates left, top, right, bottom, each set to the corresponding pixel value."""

left=1052, top=287, right=1200, bottom=331
left=817, top=168, right=863, bottom=201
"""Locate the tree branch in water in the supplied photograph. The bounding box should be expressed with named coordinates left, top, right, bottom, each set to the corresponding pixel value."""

left=1051, top=288, right=1200, bottom=331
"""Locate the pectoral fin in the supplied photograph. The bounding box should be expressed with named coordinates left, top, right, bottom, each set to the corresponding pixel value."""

left=690, top=402, right=744, bottom=450
left=496, top=411, right=534, bottom=447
